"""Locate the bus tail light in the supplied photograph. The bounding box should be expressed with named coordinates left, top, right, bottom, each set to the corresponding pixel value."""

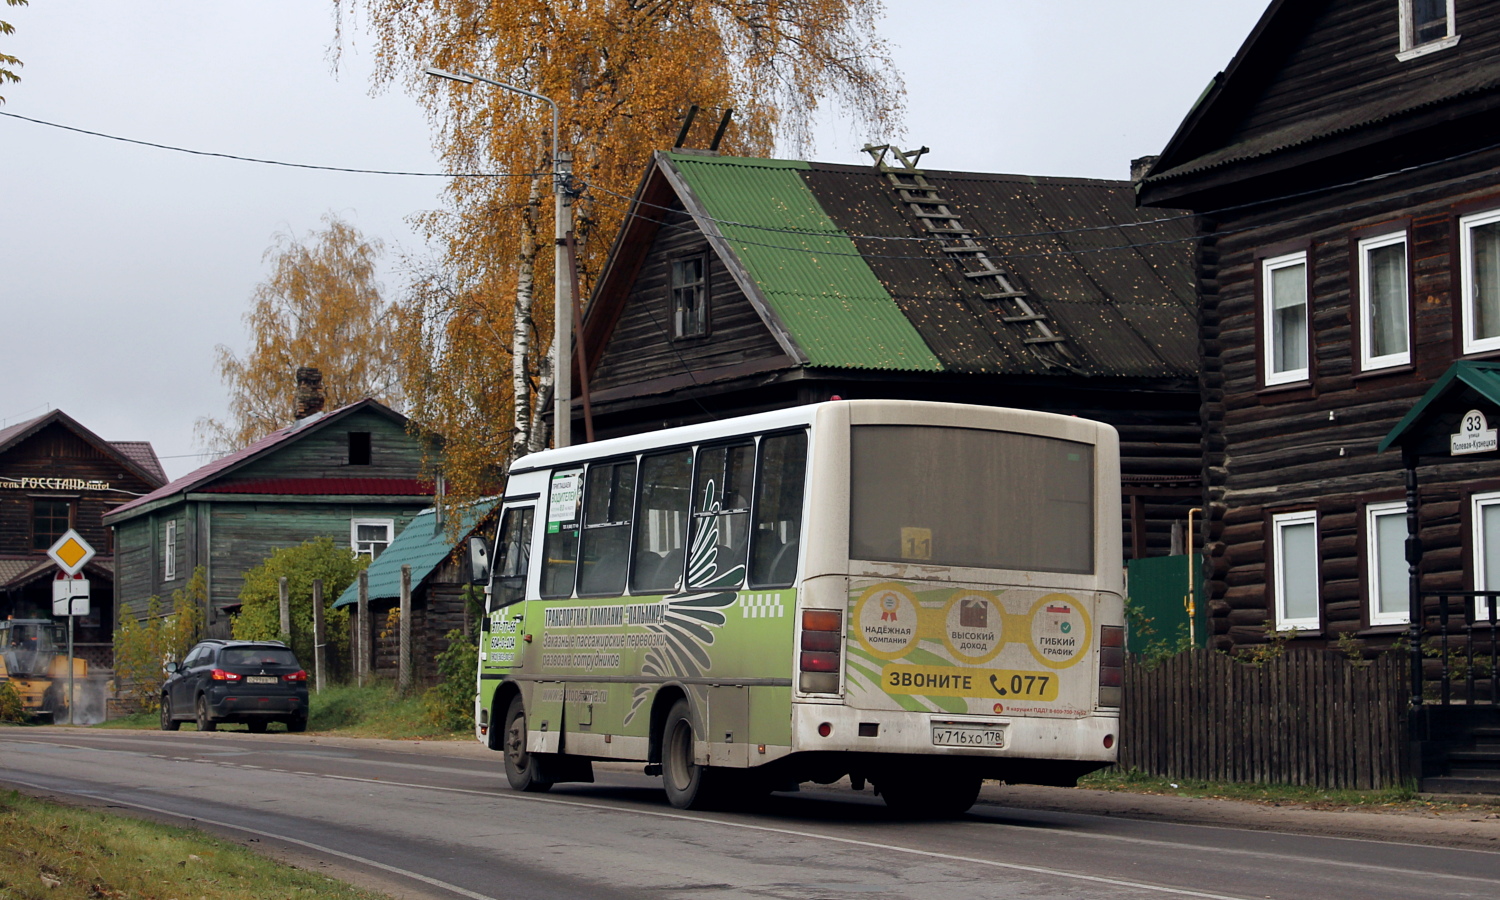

left=799, top=609, right=843, bottom=694
left=1098, top=625, right=1124, bottom=708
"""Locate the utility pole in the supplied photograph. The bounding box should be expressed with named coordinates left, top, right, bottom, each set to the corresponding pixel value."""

left=399, top=564, right=412, bottom=694
left=356, top=570, right=369, bottom=687
left=312, top=578, right=326, bottom=693
left=278, top=576, right=291, bottom=644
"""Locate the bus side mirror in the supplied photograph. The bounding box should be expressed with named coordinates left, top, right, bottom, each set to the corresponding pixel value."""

left=467, top=536, right=492, bottom=586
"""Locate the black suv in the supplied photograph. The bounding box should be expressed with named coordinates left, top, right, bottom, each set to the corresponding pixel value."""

left=160, top=639, right=309, bottom=733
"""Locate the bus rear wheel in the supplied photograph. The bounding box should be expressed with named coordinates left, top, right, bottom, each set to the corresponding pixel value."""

left=661, top=699, right=730, bottom=810
left=878, top=771, right=982, bottom=817
left=502, top=696, right=553, bottom=793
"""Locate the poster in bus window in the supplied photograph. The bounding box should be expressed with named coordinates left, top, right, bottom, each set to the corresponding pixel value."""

left=548, top=469, right=583, bottom=534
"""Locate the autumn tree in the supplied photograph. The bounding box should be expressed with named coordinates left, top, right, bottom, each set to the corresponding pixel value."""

left=1, top=0, right=28, bottom=104
left=340, top=0, right=903, bottom=506
left=198, top=212, right=405, bottom=453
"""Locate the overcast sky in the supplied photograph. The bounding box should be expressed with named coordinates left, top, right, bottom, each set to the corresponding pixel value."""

left=0, top=1, right=1268, bottom=480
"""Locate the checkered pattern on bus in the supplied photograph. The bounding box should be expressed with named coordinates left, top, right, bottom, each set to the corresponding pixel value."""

left=738, top=593, right=786, bottom=618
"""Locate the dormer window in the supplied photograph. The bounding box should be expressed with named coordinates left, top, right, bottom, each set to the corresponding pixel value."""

left=1399, top=0, right=1459, bottom=60
left=670, top=256, right=708, bottom=339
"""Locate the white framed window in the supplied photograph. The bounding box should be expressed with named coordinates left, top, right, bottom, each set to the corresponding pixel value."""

left=352, top=518, right=394, bottom=559
left=1358, top=232, right=1410, bottom=371
left=1366, top=502, right=1410, bottom=626
left=1272, top=510, right=1320, bottom=630
left=1460, top=209, right=1500, bottom=354
left=164, top=519, right=177, bottom=582
left=1262, top=251, right=1310, bottom=386
left=1398, top=0, right=1459, bottom=60
left=1472, top=491, right=1500, bottom=592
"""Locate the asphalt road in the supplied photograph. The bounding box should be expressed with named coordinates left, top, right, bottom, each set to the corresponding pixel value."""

left=1, top=728, right=1497, bottom=900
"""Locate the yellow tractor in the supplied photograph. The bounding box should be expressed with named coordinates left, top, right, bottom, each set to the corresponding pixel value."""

left=0, top=618, right=87, bottom=721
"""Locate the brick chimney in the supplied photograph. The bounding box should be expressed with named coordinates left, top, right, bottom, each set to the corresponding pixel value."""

left=294, top=366, right=326, bottom=420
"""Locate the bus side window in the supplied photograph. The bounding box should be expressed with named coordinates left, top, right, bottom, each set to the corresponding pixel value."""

left=541, top=468, right=584, bottom=598
left=688, top=442, right=754, bottom=589
left=631, top=450, right=691, bottom=595
left=749, top=431, right=808, bottom=587
left=578, top=460, right=636, bottom=595
left=493, top=506, right=534, bottom=608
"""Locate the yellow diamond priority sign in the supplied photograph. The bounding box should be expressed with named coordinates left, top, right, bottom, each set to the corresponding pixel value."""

left=47, top=529, right=96, bottom=576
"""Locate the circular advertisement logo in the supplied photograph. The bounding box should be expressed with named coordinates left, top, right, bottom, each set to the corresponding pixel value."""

left=853, top=584, right=920, bottom=660
left=1026, top=593, right=1092, bottom=669
left=941, top=592, right=1005, bottom=664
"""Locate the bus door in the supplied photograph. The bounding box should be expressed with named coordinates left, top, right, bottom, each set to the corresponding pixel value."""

left=481, top=503, right=535, bottom=675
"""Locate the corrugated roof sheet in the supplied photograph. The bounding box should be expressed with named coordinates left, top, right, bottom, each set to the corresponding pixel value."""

left=332, top=502, right=498, bottom=607
left=668, top=154, right=943, bottom=372
left=802, top=163, right=1197, bottom=379
left=200, top=477, right=432, bottom=496
left=106, top=400, right=408, bottom=521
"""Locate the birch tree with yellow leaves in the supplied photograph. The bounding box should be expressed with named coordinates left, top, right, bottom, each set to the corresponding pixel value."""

left=198, top=213, right=405, bottom=453
left=340, top=0, right=903, bottom=505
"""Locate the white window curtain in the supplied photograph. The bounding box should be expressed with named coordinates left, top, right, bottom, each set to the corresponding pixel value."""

left=1264, top=253, right=1309, bottom=384
left=1359, top=234, right=1409, bottom=368
left=1273, top=510, right=1319, bottom=630
left=1366, top=502, right=1409, bottom=626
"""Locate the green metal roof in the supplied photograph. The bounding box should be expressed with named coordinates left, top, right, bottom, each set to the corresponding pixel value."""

left=332, top=501, right=497, bottom=608
left=1378, top=361, right=1500, bottom=453
left=667, top=153, right=942, bottom=372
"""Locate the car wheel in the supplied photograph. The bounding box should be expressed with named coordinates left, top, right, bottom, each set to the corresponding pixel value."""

left=502, top=696, right=553, bottom=792
left=246, top=720, right=268, bottom=734
left=286, top=714, right=307, bottom=733
left=195, top=696, right=217, bottom=732
left=660, top=698, right=730, bottom=810
left=160, top=696, right=180, bottom=731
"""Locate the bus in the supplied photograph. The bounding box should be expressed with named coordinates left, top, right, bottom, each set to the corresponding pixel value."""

left=471, top=400, right=1124, bottom=814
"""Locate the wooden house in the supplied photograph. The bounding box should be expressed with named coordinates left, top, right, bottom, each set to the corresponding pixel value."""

left=331, top=501, right=496, bottom=685
left=1136, top=0, right=1500, bottom=654
left=104, top=398, right=434, bottom=638
left=576, top=149, right=1203, bottom=561
left=0, top=411, right=166, bottom=669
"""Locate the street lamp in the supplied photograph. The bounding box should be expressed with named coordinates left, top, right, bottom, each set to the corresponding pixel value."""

left=426, top=66, right=573, bottom=448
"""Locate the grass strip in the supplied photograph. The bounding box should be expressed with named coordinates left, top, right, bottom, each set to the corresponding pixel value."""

left=1078, top=766, right=1500, bottom=811
left=94, top=683, right=465, bottom=740
left=0, top=789, right=392, bottom=900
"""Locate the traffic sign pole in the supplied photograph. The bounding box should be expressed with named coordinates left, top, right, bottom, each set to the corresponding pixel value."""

left=46, top=531, right=95, bottom=727
left=66, top=613, right=74, bottom=726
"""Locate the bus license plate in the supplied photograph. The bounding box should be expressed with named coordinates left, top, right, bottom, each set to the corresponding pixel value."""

left=931, top=723, right=1004, bottom=748
left=245, top=676, right=278, bottom=684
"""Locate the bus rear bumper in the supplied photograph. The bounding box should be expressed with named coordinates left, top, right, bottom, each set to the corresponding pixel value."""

left=789, top=701, right=1118, bottom=766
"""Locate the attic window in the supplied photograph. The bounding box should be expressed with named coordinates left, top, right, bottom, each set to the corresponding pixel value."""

left=671, top=256, right=708, bottom=338
left=349, top=432, right=372, bottom=466
left=1398, top=0, right=1459, bottom=60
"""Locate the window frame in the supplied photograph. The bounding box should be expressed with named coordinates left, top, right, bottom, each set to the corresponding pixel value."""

left=164, top=519, right=177, bottom=582
left=31, top=498, right=72, bottom=551
left=1271, top=509, right=1321, bottom=631
left=1356, top=231, right=1412, bottom=372
left=1261, top=250, right=1312, bottom=387
left=1459, top=209, right=1500, bottom=355
left=348, top=431, right=372, bottom=466
left=1471, top=490, right=1500, bottom=593
left=669, top=254, right=709, bottom=340
left=1365, top=501, right=1410, bottom=626
left=1398, top=0, right=1459, bottom=60
left=575, top=457, right=638, bottom=597
left=747, top=428, right=810, bottom=589
left=350, top=518, right=394, bottom=559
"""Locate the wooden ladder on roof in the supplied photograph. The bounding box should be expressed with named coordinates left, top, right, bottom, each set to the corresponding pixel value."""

left=863, top=143, right=1077, bottom=371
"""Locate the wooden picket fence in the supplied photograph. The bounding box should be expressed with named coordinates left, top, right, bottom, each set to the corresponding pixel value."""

left=1118, top=649, right=1408, bottom=790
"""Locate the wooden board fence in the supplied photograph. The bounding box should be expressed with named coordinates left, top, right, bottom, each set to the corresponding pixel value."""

left=1118, top=649, right=1408, bottom=790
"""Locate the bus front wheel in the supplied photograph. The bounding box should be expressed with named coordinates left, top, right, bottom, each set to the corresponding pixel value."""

left=502, top=696, right=553, bottom=793
left=661, top=699, right=725, bottom=810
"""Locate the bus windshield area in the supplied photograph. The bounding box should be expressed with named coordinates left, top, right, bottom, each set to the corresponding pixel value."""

left=849, top=425, right=1095, bottom=574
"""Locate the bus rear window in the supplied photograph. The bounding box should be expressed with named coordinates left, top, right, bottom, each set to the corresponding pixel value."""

left=849, top=426, right=1094, bottom=574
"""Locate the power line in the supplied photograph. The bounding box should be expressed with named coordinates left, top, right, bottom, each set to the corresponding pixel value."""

left=0, top=110, right=545, bottom=179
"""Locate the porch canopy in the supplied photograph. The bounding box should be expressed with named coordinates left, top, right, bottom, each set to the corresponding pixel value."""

left=1379, top=360, right=1500, bottom=458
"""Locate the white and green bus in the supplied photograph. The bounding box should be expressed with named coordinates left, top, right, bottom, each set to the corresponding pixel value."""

left=472, top=400, right=1124, bottom=814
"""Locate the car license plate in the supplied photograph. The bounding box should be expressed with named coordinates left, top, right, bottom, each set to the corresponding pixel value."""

left=245, top=676, right=278, bottom=684
left=931, top=722, right=1004, bottom=748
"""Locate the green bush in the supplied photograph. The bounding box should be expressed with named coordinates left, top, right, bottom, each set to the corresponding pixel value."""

left=112, top=568, right=208, bottom=711
left=232, top=537, right=367, bottom=674
left=424, top=628, right=477, bottom=732
left=0, top=680, right=24, bottom=723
